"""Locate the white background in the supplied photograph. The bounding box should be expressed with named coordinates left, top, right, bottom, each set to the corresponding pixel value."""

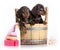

left=0, top=0, right=60, bottom=50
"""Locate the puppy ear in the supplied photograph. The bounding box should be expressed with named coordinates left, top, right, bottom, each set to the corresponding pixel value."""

left=32, top=6, right=37, bottom=16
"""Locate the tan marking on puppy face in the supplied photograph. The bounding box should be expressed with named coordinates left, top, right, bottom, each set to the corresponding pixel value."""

left=37, top=10, right=46, bottom=15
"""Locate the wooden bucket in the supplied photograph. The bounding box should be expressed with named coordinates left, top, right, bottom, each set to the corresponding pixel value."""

left=21, top=24, right=47, bottom=45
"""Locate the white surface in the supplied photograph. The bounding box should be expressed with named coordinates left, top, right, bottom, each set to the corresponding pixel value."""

left=0, top=0, right=60, bottom=50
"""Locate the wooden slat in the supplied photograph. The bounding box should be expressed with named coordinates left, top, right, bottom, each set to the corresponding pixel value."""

left=39, top=29, right=47, bottom=40
left=31, top=24, right=40, bottom=40
left=45, top=7, right=48, bottom=24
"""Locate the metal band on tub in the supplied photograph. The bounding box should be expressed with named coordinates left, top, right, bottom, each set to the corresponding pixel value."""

left=21, top=39, right=47, bottom=42
left=27, top=27, right=47, bottom=30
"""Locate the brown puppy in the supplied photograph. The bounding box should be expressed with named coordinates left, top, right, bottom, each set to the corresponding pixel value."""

left=32, top=4, right=47, bottom=24
left=16, top=6, right=34, bottom=35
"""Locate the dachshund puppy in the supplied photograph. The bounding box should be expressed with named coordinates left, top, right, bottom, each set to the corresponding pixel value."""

left=32, top=4, right=47, bottom=24
left=16, top=6, right=34, bottom=34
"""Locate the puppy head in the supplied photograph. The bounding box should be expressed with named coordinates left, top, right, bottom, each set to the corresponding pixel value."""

left=16, top=6, right=30, bottom=19
left=32, top=4, right=46, bottom=16
left=21, top=6, right=30, bottom=18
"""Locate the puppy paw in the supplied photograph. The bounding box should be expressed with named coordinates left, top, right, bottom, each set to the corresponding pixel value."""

left=43, top=21, right=47, bottom=25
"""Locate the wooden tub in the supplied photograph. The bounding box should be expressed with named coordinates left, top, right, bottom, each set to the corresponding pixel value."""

left=21, top=24, right=47, bottom=45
